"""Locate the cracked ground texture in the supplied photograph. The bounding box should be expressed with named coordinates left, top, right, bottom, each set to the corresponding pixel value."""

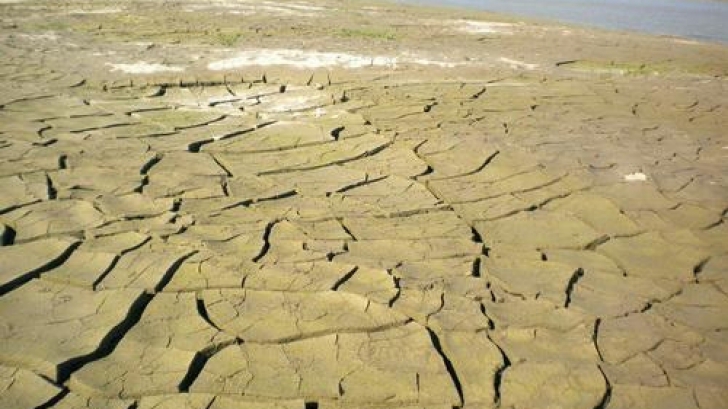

left=1, top=0, right=727, bottom=408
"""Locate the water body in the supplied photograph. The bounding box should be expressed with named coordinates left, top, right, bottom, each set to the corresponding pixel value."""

left=397, top=0, right=728, bottom=44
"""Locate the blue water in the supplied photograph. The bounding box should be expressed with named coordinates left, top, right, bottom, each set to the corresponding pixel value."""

left=396, top=0, right=728, bottom=44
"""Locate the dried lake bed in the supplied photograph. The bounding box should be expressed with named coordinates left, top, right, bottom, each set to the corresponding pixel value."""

left=0, top=0, right=727, bottom=408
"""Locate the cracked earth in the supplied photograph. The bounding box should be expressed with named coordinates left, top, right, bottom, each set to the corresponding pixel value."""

left=1, top=0, right=727, bottom=408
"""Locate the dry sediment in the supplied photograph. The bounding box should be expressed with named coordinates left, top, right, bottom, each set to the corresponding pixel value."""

left=1, top=0, right=727, bottom=408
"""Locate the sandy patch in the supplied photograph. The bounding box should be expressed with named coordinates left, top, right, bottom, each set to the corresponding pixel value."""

left=458, top=20, right=514, bottom=34
left=208, top=49, right=464, bottom=70
left=279, top=1, right=326, bottom=12
left=624, top=172, right=648, bottom=182
left=68, top=8, right=121, bottom=15
left=105, top=62, right=185, bottom=74
left=499, top=57, right=539, bottom=70
left=421, top=19, right=515, bottom=35
left=672, top=38, right=700, bottom=45
left=182, top=0, right=325, bottom=17
left=17, top=32, right=59, bottom=41
left=409, top=58, right=462, bottom=68
left=208, top=49, right=396, bottom=70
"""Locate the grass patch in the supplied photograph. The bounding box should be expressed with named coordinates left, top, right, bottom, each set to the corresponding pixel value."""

left=556, top=59, right=718, bottom=76
left=339, top=28, right=396, bottom=41
left=214, top=31, right=243, bottom=47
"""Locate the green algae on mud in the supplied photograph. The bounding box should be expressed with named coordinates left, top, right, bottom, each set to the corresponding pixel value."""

left=556, top=59, right=728, bottom=77
left=338, top=28, right=398, bottom=41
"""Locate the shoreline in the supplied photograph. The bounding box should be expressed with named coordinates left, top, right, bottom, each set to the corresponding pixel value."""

left=391, top=0, right=728, bottom=45
left=1, top=0, right=726, bottom=83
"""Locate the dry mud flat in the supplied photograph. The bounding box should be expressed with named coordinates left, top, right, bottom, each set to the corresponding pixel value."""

left=1, top=0, right=728, bottom=408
